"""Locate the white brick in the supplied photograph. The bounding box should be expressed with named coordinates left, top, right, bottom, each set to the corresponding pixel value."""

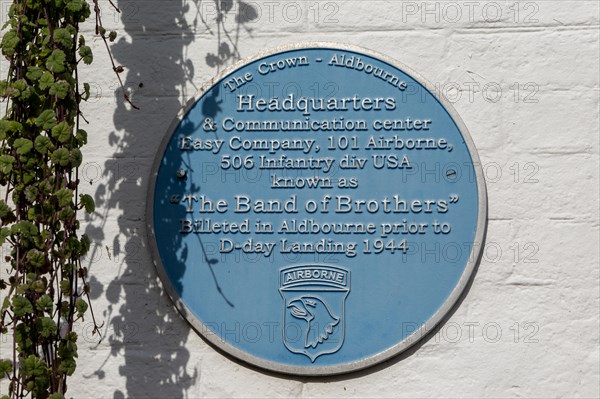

left=2, top=1, right=598, bottom=398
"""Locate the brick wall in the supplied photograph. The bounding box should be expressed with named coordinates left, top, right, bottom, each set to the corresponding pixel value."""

left=1, top=1, right=598, bottom=397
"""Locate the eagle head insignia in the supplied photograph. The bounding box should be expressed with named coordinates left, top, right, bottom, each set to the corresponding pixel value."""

left=288, top=295, right=340, bottom=349
left=279, top=265, right=350, bottom=362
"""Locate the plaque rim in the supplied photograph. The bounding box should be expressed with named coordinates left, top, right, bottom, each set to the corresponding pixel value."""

left=146, top=42, right=488, bottom=376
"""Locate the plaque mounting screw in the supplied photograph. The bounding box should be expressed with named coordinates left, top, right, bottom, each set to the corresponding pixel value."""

left=176, top=169, right=187, bottom=180
left=446, top=169, right=457, bottom=180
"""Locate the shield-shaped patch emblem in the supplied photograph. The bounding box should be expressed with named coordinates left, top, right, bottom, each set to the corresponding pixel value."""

left=279, top=265, right=350, bottom=362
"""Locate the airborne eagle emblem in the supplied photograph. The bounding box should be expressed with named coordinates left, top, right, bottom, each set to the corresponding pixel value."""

left=279, top=265, right=350, bottom=362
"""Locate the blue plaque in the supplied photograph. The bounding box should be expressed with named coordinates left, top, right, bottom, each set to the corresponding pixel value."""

left=148, top=43, right=487, bottom=375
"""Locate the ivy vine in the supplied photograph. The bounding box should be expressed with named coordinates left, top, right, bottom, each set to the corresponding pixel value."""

left=0, top=1, right=125, bottom=397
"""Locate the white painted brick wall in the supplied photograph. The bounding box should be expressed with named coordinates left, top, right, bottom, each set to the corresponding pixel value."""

left=1, top=1, right=598, bottom=397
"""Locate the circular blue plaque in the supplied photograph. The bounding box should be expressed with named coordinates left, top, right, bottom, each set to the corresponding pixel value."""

left=148, top=43, right=487, bottom=375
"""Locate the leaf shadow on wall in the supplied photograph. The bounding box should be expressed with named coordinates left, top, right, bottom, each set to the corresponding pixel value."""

left=82, top=1, right=257, bottom=397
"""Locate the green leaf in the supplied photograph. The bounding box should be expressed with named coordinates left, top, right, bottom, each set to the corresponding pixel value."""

left=39, top=71, right=54, bottom=90
left=60, top=279, right=71, bottom=296
left=26, top=66, right=44, bottom=81
left=67, top=235, right=81, bottom=254
left=59, top=206, right=74, bottom=222
left=11, top=79, right=27, bottom=98
left=27, top=249, right=46, bottom=269
left=0, top=120, right=23, bottom=140
left=76, top=1, right=91, bottom=21
left=39, top=180, right=53, bottom=195
left=11, top=221, right=38, bottom=238
left=0, top=200, right=12, bottom=218
left=80, top=234, right=91, bottom=255
left=59, top=358, right=76, bottom=376
left=78, top=45, right=93, bottom=64
left=16, top=283, right=31, bottom=296
left=23, top=171, right=36, bottom=186
left=36, top=317, right=57, bottom=338
left=53, top=28, right=72, bottom=48
left=66, top=0, right=84, bottom=12
left=27, top=207, right=37, bottom=221
left=35, top=109, right=57, bottom=130
left=0, top=120, right=23, bottom=134
left=34, top=135, right=53, bottom=154
left=76, top=128, right=88, bottom=145
left=50, top=148, right=70, bottom=166
left=1, top=31, right=19, bottom=57
left=49, top=394, right=65, bottom=399
left=80, top=194, right=95, bottom=213
left=13, top=296, right=34, bottom=317
left=0, top=359, right=12, bottom=377
left=55, top=188, right=73, bottom=207
left=51, top=148, right=70, bottom=166
left=0, top=155, right=15, bottom=174
left=0, top=228, right=9, bottom=246
left=49, top=80, right=70, bottom=99
left=24, top=185, right=38, bottom=202
left=75, top=298, right=88, bottom=317
left=65, top=23, right=77, bottom=36
left=15, top=324, right=34, bottom=353
left=51, top=121, right=72, bottom=143
left=82, top=82, right=90, bottom=101
left=0, top=120, right=9, bottom=139
left=46, top=49, right=66, bottom=73
left=26, top=273, right=37, bottom=284
left=21, top=355, right=50, bottom=395
left=66, top=150, right=80, bottom=170
left=22, top=355, right=47, bottom=376
left=36, top=294, right=53, bottom=313
left=66, top=331, right=78, bottom=343
left=109, top=31, right=117, bottom=42
left=32, top=279, right=47, bottom=294
left=14, top=138, right=33, bottom=155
